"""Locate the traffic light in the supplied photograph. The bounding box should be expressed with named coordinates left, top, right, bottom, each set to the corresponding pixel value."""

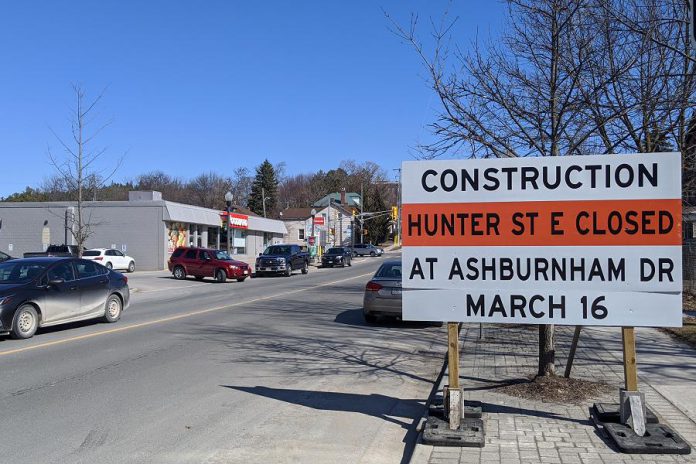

left=391, top=206, right=398, bottom=220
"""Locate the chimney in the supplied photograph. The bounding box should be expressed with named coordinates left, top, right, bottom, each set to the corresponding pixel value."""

left=340, top=188, right=346, bottom=205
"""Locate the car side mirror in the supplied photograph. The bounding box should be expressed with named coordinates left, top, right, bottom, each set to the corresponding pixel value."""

left=259, top=253, right=263, bottom=257
left=48, top=278, right=64, bottom=286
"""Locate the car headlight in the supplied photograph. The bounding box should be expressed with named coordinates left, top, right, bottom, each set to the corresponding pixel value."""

left=229, top=265, right=239, bottom=270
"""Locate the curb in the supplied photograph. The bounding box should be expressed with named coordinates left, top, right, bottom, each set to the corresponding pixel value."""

left=409, top=351, right=450, bottom=464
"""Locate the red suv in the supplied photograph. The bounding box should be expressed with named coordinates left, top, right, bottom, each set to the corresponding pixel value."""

left=168, top=247, right=251, bottom=283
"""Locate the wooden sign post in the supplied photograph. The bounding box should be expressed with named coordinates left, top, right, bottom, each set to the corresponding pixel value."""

left=622, top=327, right=638, bottom=391
left=620, top=326, right=646, bottom=436
left=446, top=322, right=462, bottom=430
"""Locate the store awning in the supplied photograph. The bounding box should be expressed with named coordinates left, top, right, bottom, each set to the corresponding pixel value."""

left=248, top=216, right=287, bottom=234
left=164, top=202, right=222, bottom=227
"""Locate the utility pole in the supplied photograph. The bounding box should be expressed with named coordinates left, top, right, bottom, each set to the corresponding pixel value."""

left=360, top=184, right=364, bottom=245
left=262, top=187, right=267, bottom=218
left=339, top=213, right=343, bottom=245
left=328, top=197, right=333, bottom=246
left=395, top=168, right=402, bottom=246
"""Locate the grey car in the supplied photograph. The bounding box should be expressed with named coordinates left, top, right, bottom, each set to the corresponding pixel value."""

left=352, top=244, right=384, bottom=257
left=362, top=259, right=402, bottom=322
left=0, top=257, right=130, bottom=339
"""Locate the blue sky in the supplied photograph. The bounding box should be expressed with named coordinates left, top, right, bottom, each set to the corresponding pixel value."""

left=0, top=1, right=504, bottom=197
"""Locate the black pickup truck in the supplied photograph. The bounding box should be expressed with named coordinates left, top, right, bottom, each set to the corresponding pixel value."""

left=255, top=244, right=309, bottom=277
left=23, top=244, right=84, bottom=258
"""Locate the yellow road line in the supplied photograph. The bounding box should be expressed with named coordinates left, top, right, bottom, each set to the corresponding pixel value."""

left=136, top=283, right=205, bottom=293
left=0, top=272, right=374, bottom=357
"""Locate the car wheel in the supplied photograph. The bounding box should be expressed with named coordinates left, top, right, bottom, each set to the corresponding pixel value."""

left=103, top=294, right=122, bottom=323
left=370, top=251, right=376, bottom=257
left=173, top=266, right=186, bottom=280
left=106, top=262, right=113, bottom=270
left=301, top=261, right=309, bottom=274
left=194, top=276, right=204, bottom=281
left=127, top=261, right=136, bottom=273
left=215, top=269, right=227, bottom=283
left=11, top=304, right=39, bottom=339
left=237, top=277, right=246, bottom=282
left=285, top=265, right=292, bottom=277
left=363, top=312, right=377, bottom=324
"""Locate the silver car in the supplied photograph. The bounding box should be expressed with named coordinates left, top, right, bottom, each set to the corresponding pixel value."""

left=352, top=244, right=384, bottom=257
left=362, top=259, right=402, bottom=322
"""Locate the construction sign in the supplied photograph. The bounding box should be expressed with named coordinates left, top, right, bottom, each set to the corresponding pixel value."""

left=401, top=153, right=683, bottom=327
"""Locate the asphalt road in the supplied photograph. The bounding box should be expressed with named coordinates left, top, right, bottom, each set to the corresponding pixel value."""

left=0, top=253, right=446, bottom=464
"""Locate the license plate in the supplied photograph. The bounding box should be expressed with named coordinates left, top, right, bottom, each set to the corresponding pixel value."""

left=243, top=270, right=248, bottom=275
left=392, top=288, right=402, bottom=295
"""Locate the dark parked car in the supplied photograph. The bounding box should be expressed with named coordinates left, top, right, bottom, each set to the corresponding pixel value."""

left=168, top=247, right=250, bottom=283
left=23, top=244, right=84, bottom=258
left=321, top=247, right=352, bottom=268
left=352, top=243, right=384, bottom=257
left=256, top=244, right=309, bottom=277
left=0, top=257, right=130, bottom=339
left=0, top=251, right=13, bottom=263
left=362, top=259, right=402, bottom=323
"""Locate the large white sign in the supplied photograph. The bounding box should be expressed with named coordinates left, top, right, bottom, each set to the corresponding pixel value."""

left=401, top=153, right=683, bottom=327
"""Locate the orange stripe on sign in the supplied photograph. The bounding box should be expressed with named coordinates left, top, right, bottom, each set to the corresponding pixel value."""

left=402, top=199, right=682, bottom=247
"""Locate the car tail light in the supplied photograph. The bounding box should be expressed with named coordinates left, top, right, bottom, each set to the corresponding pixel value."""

left=365, top=281, right=382, bottom=292
left=123, top=275, right=128, bottom=284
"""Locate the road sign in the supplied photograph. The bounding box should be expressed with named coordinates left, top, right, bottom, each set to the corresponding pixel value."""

left=401, top=153, right=682, bottom=327
left=313, top=216, right=325, bottom=226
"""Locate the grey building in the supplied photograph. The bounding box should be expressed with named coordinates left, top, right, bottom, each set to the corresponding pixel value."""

left=0, top=191, right=286, bottom=270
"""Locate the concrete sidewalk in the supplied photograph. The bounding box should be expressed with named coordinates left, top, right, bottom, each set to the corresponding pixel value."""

left=413, top=324, right=696, bottom=464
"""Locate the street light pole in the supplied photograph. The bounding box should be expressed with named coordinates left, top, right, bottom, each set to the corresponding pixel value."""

left=310, top=208, right=317, bottom=261
left=225, top=191, right=233, bottom=254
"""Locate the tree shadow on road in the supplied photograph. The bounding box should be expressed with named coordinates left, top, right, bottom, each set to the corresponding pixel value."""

left=222, top=385, right=423, bottom=464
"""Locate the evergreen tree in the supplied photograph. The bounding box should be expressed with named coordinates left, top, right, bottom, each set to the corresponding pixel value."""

left=247, top=159, right=278, bottom=216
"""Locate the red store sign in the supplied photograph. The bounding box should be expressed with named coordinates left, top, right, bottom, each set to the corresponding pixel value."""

left=221, top=212, right=249, bottom=229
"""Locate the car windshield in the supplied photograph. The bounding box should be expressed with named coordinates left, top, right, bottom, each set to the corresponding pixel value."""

left=326, top=248, right=343, bottom=255
left=264, top=246, right=290, bottom=255
left=0, top=261, right=48, bottom=283
left=375, top=262, right=402, bottom=279
left=83, top=250, right=101, bottom=256
left=214, top=250, right=232, bottom=260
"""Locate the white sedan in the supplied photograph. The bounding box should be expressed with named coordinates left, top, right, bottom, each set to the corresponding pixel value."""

left=83, top=248, right=136, bottom=272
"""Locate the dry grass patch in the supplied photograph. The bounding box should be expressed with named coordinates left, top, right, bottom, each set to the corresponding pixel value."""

left=495, top=375, right=613, bottom=404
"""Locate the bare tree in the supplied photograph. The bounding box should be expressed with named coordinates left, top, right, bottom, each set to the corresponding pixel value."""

left=48, top=84, right=122, bottom=256
left=390, top=0, right=695, bottom=376
left=587, top=0, right=696, bottom=199
left=187, top=172, right=233, bottom=210
left=230, top=167, right=253, bottom=208
left=389, top=0, right=607, bottom=376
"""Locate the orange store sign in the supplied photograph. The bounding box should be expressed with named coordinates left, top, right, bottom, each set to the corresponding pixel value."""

left=401, top=153, right=683, bottom=327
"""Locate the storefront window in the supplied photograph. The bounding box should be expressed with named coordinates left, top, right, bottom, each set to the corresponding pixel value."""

left=232, top=229, right=247, bottom=255
left=167, top=222, right=189, bottom=253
